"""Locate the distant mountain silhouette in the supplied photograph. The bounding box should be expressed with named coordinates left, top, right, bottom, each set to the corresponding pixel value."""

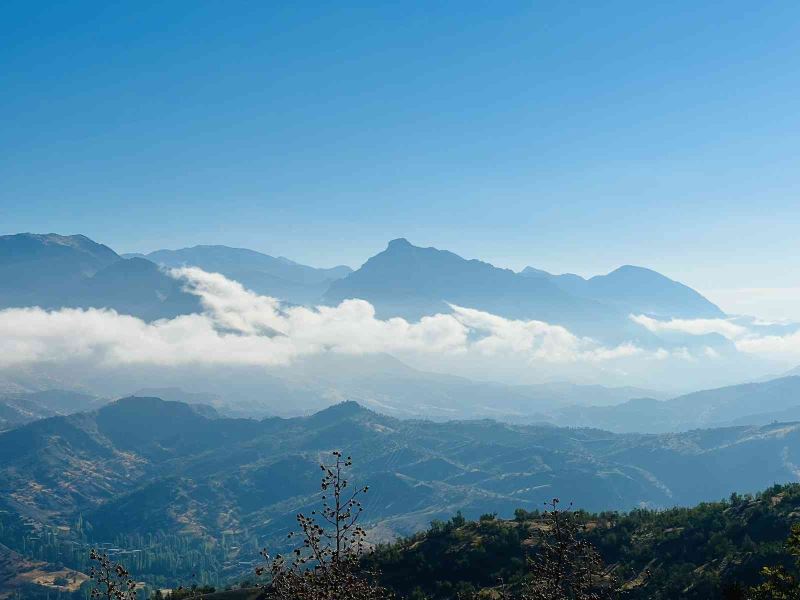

left=324, top=239, right=677, bottom=344
left=264, top=352, right=666, bottom=419
left=521, top=263, right=723, bottom=318
left=0, top=233, right=118, bottom=307
left=324, top=238, right=593, bottom=319
left=549, top=375, right=800, bottom=432
left=136, top=244, right=352, bottom=304
left=0, top=233, right=198, bottom=320
left=0, top=389, right=103, bottom=431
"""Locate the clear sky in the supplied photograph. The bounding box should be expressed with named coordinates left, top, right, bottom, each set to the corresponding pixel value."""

left=2, top=2, right=800, bottom=318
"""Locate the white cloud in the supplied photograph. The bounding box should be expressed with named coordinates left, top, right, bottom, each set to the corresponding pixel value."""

left=630, top=314, right=748, bottom=340
left=735, top=331, right=800, bottom=361
left=0, top=268, right=639, bottom=369
left=448, top=304, right=641, bottom=363
left=630, top=312, right=800, bottom=362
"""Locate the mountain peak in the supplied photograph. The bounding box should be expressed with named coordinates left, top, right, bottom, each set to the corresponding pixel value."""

left=520, top=266, right=552, bottom=278
left=312, top=400, right=370, bottom=418
left=602, top=265, right=664, bottom=279
left=586, top=265, right=723, bottom=318
left=302, top=401, right=380, bottom=426
left=0, top=232, right=120, bottom=262
left=387, top=237, right=413, bottom=250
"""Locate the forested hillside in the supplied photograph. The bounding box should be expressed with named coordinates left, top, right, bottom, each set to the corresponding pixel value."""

left=368, top=483, right=800, bottom=599
left=177, top=482, right=800, bottom=599
left=9, top=465, right=800, bottom=598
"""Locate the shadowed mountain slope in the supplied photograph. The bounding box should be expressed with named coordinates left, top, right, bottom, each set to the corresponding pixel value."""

left=0, top=233, right=199, bottom=320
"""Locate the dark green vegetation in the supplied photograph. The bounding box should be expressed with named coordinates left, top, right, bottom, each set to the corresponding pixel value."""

left=368, top=484, right=800, bottom=599
left=127, top=482, right=800, bottom=599
left=5, top=397, right=800, bottom=595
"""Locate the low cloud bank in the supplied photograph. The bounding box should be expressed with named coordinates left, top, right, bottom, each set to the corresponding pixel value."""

left=3, top=268, right=798, bottom=375
left=735, top=331, right=800, bottom=360
left=630, top=313, right=800, bottom=361
left=630, top=314, right=749, bottom=340
left=0, top=268, right=640, bottom=369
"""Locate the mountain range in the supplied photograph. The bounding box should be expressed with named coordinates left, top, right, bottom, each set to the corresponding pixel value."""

left=1, top=233, right=728, bottom=345
left=6, top=362, right=800, bottom=435
left=5, top=231, right=796, bottom=424
left=3, top=396, right=800, bottom=587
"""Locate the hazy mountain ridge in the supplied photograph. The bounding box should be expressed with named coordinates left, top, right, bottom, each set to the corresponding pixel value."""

left=8, top=364, right=798, bottom=435
left=547, top=375, right=800, bottom=432
left=0, top=390, right=103, bottom=431
left=521, top=263, right=724, bottom=318
left=135, top=244, right=352, bottom=305
left=246, top=353, right=667, bottom=419
left=0, top=233, right=118, bottom=306
left=0, top=233, right=197, bottom=320
left=16, top=351, right=665, bottom=424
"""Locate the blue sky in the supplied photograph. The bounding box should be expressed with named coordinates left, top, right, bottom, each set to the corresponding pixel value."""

left=2, top=2, right=800, bottom=317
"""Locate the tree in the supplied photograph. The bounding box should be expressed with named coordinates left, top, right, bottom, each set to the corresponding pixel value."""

left=88, top=548, right=138, bottom=600
left=522, top=499, right=618, bottom=600
left=749, top=522, right=800, bottom=599
left=256, top=451, right=391, bottom=600
left=165, top=582, right=216, bottom=599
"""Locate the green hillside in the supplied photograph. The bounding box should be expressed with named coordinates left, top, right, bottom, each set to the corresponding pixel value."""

left=367, top=483, right=800, bottom=599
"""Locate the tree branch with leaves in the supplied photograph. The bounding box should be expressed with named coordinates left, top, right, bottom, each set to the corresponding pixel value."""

left=256, top=451, right=391, bottom=600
